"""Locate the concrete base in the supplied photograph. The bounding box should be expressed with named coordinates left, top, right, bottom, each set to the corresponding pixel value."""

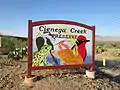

left=23, top=76, right=37, bottom=85
left=86, top=70, right=95, bottom=79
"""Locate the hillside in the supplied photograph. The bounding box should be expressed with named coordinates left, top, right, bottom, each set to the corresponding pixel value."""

left=96, top=35, right=120, bottom=42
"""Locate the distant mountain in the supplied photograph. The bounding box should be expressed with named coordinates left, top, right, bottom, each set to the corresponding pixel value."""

left=96, top=35, right=120, bottom=41
left=0, top=32, right=27, bottom=38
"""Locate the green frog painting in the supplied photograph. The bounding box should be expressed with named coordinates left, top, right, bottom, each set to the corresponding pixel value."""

left=32, top=45, right=52, bottom=66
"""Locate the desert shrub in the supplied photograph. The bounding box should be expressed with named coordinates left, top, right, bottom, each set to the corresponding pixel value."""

left=96, top=41, right=120, bottom=49
left=95, top=45, right=107, bottom=54
left=1, top=36, right=15, bottom=54
left=1, top=36, right=27, bottom=54
left=115, top=49, right=120, bottom=56
left=111, top=42, right=120, bottom=49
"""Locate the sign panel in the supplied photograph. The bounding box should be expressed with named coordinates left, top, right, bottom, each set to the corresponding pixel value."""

left=27, top=20, right=95, bottom=78
left=32, top=24, right=93, bottom=66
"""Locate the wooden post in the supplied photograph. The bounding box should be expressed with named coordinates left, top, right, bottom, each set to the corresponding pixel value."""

left=103, top=57, right=106, bottom=66
left=26, top=20, right=32, bottom=78
left=90, top=26, right=95, bottom=71
left=85, top=25, right=95, bottom=79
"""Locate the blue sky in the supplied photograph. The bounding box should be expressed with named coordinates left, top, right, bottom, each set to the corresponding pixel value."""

left=0, top=0, right=120, bottom=37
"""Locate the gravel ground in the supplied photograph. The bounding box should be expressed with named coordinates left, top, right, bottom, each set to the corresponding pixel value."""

left=0, top=55, right=120, bottom=90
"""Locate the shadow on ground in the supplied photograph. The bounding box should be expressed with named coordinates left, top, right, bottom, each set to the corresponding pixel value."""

left=95, top=59, right=120, bottom=84
left=31, top=59, right=120, bottom=84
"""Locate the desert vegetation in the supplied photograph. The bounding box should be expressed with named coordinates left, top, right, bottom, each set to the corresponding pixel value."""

left=1, top=36, right=27, bottom=54
left=95, top=41, right=120, bottom=59
left=0, top=36, right=27, bottom=60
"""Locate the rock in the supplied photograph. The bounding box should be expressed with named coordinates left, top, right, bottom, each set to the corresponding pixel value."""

left=16, top=65, right=21, bottom=68
left=0, top=77, right=4, bottom=80
left=0, top=84, right=3, bottom=89
left=22, top=70, right=26, bottom=74
left=9, top=74, right=13, bottom=79
left=83, top=74, right=87, bottom=78
left=0, top=66, right=2, bottom=69
left=19, top=75, right=24, bottom=79
left=0, top=69, right=3, bottom=72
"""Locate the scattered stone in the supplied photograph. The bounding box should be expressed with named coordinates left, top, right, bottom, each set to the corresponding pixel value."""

left=0, top=77, right=4, bottom=80
left=0, top=69, right=3, bottom=72
left=22, top=70, right=26, bottom=74
left=17, top=65, right=21, bottom=68
left=0, top=66, right=2, bottom=69
left=0, top=56, right=120, bottom=90
left=19, top=75, right=24, bottom=79
left=83, top=74, right=87, bottom=78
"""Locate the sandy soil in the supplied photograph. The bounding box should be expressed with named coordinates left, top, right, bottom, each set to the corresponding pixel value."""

left=0, top=55, right=120, bottom=90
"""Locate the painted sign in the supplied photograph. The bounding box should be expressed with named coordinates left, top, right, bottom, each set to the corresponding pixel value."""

left=27, top=20, right=95, bottom=78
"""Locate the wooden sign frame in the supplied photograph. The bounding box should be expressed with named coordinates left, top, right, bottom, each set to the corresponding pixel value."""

left=27, top=20, right=95, bottom=78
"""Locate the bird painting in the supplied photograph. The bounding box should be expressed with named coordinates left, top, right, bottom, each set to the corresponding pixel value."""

left=53, top=39, right=82, bottom=65
left=36, top=37, right=45, bottom=51
left=71, top=35, right=90, bottom=62
left=58, top=48, right=83, bottom=65
left=56, top=35, right=89, bottom=65
left=55, top=40, right=70, bottom=50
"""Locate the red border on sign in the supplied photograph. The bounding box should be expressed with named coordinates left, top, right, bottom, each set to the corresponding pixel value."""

left=27, top=20, right=95, bottom=78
